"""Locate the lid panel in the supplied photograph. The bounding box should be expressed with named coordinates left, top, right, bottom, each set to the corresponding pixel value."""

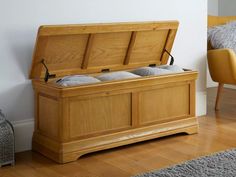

left=87, top=32, right=132, bottom=68
left=30, top=21, right=179, bottom=79
left=30, top=34, right=89, bottom=79
left=129, top=30, right=169, bottom=65
left=42, top=34, right=88, bottom=70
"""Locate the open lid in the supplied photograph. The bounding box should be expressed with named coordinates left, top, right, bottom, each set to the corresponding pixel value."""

left=30, top=21, right=179, bottom=79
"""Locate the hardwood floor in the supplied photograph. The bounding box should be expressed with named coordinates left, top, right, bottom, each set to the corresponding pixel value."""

left=1, top=87, right=236, bottom=177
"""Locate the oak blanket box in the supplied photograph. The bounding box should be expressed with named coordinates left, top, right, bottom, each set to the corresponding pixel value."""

left=30, top=21, right=198, bottom=163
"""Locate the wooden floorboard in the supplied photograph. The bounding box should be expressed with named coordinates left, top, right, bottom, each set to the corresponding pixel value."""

left=1, top=87, right=236, bottom=177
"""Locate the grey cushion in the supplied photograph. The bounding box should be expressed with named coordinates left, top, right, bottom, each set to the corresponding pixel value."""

left=56, top=75, right=101, bottom=87
left=208, top=21, right=236, bottom=52
left=96, top=71, right=140, bottom=81
left=131, top=67, right=173, bottom=76
left=157, top=65, right=184, bottom=73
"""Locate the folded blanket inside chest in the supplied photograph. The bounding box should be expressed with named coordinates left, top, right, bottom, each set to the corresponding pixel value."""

left=96, top=71, right=140, bottom=81
left=56, top=75, right=101, bottom=87
left=157, top=65, right=184, bottom=73
left=131, top=67, right=174, bottom=76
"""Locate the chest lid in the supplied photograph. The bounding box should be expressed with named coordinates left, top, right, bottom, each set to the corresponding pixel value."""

left=30, top=21, right=179, bottom=79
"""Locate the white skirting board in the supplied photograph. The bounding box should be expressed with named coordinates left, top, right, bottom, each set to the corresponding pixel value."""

left=12, top=119, right=34, bottom=153
left=196, top=91, right=207, bottom=116
left=225, top=84, right=236, bottom=89
left=12, top=91, right=207, bottom=153
left=207, top=84, right=236, bottom=89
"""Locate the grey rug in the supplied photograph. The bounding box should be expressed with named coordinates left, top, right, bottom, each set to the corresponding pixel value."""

left=133, top=149, right=236, bottom=177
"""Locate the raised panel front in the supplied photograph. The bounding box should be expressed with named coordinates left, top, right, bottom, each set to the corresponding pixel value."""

left=139, top=84, right=190, bottom=124
left=38, top=95, right=59, bottom=139
left=69, top=93, right=132, bottom=138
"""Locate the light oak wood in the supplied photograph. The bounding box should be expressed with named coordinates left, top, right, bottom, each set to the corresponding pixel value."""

left=129, top=30, right=169, bottom=65
left=161, top=29, right=177, bottom=64
left=69, top=93, right=132, bottom=138
left=38, top=21, right=179, bottom=36
left=30, top=21, right=198, bottom=163
left=139, top=83, right=190, bottom=124
left=30, top=21, right=179, bottom=79
left=38, top=95, right=59, bottom=139
left=32, top=72, right=197, bottom=163
left=82, top=34, right=95, bottom=69
left=2, top=88, right=236, bottom=177
left=124, top=31, right=137, bottom=65
left=215, top=83, right=224, bottom=111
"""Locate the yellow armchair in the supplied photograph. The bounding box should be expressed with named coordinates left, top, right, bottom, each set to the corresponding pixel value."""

left=208, top=48, right=236, bottom=110
left=208, top=16, right=236, bottom=110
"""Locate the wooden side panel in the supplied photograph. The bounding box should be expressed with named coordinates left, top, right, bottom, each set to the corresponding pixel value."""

left=139, top=84, right=190, bottom=124
left=69, top=93, right=132, bottom=138
left=38, top=95, right=59, bottom=139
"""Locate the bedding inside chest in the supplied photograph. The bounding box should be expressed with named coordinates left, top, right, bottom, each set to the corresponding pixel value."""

left=54, top=65, right=185, bottom=87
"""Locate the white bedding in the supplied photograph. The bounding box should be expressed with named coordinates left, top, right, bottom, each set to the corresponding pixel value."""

left=96, top=71, right=140, bottom=81
left=56, top=75, right=101, bottom=87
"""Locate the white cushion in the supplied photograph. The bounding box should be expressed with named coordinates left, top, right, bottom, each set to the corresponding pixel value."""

left=96, top=71, right=140, bottom=81
left=56, top=75, right=101, bottom=87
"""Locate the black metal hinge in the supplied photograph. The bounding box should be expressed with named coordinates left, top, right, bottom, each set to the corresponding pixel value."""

left=164, top=49, right=174, bottom=65
left=41, top=59, right=56, bottom=82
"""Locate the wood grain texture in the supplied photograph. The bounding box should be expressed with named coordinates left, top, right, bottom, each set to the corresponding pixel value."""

left=139, top=83, right=190, bottom=124
left=87, top=32, right=131, bottom=68
left=30, top=21, right=179, bottom=79
left=38, top=21, right=179, bottom=36
left=82, top=34, right=95, bottom=69
left=32, top=72, right=197, bottom=163
left=38, top=94, right=59, bottom=139
left=128, top=30, right=169, bottom=65
left=2, top=88, right=236, bottom=177
left=30, top=21, right=197, bottom=164
left=124, top=31, right=137, bottom=65
left=161, top=29, right=177, bottom=65
left=69, top=93, right=132, bottom=138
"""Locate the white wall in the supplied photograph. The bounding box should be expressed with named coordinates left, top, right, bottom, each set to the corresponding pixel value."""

left=0, top=0, right=207, bottom=152
left=207, top=0, right=219, bottom=88
left=208, top=0, right=219, bottom=15
left=219, top=0, right=236, bottom=16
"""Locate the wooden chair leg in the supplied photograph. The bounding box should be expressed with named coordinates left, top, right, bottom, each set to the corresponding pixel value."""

left=215, top=83, right=224, bottom=111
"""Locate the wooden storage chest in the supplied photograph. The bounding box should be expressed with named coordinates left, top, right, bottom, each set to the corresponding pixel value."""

left=30, top=21, right=198, bottom=163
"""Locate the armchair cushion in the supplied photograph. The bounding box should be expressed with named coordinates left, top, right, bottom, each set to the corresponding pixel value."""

left=208, top=21, right=236, bottom=52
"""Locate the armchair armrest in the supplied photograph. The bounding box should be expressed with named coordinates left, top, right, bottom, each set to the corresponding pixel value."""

left=207, top=48, right=236, bottom=84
